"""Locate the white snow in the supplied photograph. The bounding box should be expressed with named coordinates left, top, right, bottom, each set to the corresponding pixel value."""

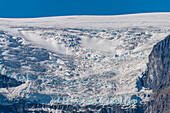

left=19, top=31, right=72, bottom=55
left=0, top=12, right=169, bottom=106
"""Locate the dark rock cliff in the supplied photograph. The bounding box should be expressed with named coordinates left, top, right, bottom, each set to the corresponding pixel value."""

left=142, top=35, right=170, bottom=113
left=142, top=35, right=170, bottom=90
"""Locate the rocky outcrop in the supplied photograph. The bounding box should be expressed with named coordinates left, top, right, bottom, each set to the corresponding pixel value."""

left=142, top=35, right=170, bottom=113
left=142, top=35, right=169, bottom=90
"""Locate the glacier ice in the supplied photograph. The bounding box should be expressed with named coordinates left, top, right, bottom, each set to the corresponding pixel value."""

left=0, top=13, right=170, bottom=106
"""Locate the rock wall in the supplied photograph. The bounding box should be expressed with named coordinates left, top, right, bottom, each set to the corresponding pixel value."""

left=142, top=35, right=170, bottom=90
left=142, top=35, right=170, bottom=113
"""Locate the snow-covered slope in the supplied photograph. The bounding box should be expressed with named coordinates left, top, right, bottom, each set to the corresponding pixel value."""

left=0, top=13, right=170, bottom=106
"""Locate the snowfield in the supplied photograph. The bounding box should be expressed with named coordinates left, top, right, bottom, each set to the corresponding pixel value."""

left=0, top=12, right=170, bottom=106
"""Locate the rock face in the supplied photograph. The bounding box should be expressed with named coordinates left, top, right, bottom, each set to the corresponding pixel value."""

left=142, top=35, right=170, bottom=113
left=142, top=35, right=170, bottom=90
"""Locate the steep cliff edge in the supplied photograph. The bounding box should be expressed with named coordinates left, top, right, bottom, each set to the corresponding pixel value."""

left=142, top=35, right=169, bottom=90
left=142, top=35, right=170, bottom=113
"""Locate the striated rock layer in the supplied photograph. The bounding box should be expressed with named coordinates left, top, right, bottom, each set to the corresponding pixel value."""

left=143, top=35, right=170, bottom=113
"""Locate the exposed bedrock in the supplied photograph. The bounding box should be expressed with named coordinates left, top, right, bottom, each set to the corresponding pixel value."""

left=142, top=35, right=170, bottom=113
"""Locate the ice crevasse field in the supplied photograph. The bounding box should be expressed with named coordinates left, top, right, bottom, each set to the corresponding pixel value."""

left=0, top=13, right=170, bottom=106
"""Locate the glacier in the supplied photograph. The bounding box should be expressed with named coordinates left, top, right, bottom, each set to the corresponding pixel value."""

left=0, top=13, right=170, bottom=106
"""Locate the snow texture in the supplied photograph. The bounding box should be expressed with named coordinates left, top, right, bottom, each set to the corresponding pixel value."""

left=0, top=12, right=170, bottom=106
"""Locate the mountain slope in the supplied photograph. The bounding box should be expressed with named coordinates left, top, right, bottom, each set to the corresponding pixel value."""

left=143, top=35, right=170, bottom=113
